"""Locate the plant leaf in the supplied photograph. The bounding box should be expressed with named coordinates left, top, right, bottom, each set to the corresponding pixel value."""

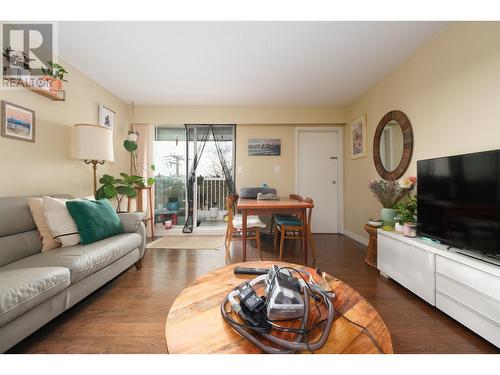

left=147, top=177, right=155, bottom=186
left=123, top=140, right=138, bottom=152
left=117, top=185, right=136, bottom=197
left=103, top=185, right=117, bottom=198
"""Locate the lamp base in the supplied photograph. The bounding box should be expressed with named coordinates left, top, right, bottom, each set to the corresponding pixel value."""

left=84, top=159, right=105, bottom=197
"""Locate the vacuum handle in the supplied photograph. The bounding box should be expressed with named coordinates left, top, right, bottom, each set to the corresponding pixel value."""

left=234, top=267, right=269, bottom=276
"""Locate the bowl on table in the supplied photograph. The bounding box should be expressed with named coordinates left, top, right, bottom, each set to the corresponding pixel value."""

left=368, top=218, right=383, bottom=228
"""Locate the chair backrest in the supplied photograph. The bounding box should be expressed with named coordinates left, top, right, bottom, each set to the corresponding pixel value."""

left=304, top=197, right=314, bottom=230
left=289, top=194, right=314, bottom=230
left=225, top=195, right=238, bottom=227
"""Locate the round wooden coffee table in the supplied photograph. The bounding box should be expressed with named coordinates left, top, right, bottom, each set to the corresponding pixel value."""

left=165, top=261, right=393, bottom=354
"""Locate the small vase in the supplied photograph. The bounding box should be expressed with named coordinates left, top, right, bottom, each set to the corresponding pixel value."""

left=395, top=222, right=404, bottom=233
left=403, top=223, right=417, bottom=237
left=381, top=208, right=395, bottom=229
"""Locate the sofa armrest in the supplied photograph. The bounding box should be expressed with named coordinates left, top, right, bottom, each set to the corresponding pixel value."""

left=118, top=212, right=147, bottom=259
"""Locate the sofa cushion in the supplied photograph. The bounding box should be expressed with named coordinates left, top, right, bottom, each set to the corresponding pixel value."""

left=66, top=199, right=124, bottom=245
left=0, top=267, right=70, bottom=328
left=28, top=198, right=62, bottom=252
left=0, top=233, right=142, bottom=284
left=43, top=196, right=81, bottom=247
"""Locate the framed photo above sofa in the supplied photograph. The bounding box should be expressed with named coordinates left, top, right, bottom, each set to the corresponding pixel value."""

left=1, top=100, right=35, bottom=143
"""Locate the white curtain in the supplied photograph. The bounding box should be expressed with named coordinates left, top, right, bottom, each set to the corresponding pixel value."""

left=132, top=124, right=155, bottom=237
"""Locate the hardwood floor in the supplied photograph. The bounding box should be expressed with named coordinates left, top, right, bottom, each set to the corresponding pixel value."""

left=8, top=234, right=499, bottom=354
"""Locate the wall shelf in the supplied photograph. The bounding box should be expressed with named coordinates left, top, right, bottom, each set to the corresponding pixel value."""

left=26, top=85, right=66, bottom=101
left=9, top=77, right=66, bottom=101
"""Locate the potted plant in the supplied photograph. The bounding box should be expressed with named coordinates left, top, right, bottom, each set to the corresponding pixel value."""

left=41, top=59, right=68, bottom=92
left=394, top=196, right=417, bottom=237
left=166, top=180, right=184, bottom=211
left=95, top=173, right=153, bottom=212
left=368, top=177, right=416, bottom=229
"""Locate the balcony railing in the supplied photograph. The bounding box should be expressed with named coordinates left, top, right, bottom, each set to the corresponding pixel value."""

left=197, top=177, right=229, bottom=211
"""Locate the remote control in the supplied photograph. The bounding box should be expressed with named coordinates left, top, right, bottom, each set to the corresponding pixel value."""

left=233, top=267, right=269, bottom=276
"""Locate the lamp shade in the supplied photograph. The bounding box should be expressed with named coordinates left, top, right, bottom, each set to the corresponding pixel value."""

left=74, top=124, right=114, bottom=162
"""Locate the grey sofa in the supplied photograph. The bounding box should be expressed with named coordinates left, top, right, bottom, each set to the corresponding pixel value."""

left=0, top=195, right=146, bottom=352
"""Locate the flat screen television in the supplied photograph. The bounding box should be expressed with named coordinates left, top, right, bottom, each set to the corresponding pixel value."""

left=417, top=149, right=500, bottom=258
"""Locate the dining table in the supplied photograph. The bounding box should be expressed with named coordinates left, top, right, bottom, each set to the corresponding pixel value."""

left=236, top=197, right=314, bottom=264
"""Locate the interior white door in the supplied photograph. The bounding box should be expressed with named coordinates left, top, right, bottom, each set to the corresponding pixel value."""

left=297, top=130, right=339, bottom=233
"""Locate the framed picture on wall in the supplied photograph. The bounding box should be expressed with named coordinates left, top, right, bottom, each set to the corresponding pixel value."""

left=1, top=100, right=35, bottom=143
left=98, top=105, right=115, bottom=131
left=248, top=139, right=281, bottom=156
left=350, top=114, right=367, bottom=159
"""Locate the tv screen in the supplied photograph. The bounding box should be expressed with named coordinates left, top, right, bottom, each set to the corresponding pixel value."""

left=417, top=149, right=500, bottom=257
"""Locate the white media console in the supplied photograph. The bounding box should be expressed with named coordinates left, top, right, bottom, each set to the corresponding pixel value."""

left=377, top=229, right=500, bottom=348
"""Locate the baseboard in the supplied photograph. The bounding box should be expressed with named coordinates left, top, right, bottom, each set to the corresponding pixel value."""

left=344, top=230, right=369, bottom=246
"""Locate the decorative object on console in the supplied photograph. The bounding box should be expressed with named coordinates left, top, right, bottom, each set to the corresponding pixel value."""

left=98, top=105, right=116, bottom=131
left=368, top=179, right=415, bottom=229
left=350, top=114, right=367, bottom=159
left=74, top=124, right=115, bottom=196
left=248, top=138, right=281, bottom=156
left=373, top=110, right=413, bottom=180
left=394, top=177, right=417, bottom=236
left=1, top=100, right=35, bottom=143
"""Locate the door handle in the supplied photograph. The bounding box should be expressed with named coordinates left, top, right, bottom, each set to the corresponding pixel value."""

left=329, top=156, right=338, bottom=160
left=332, top=181, right=337, bottom=184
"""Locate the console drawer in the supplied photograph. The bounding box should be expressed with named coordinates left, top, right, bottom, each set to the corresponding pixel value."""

left=378, top=233, right=435, bottom=305
left=436, top=292, right=500, bottom=348
left=436, top=273, right=500, bottom=324
left=436, top=256, right=500, bottom=302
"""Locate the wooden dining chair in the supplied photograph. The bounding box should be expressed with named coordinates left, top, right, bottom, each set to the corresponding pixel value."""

left=273, top=195, right=317, bottom=261
left=225, top=195, right=266, bottom=260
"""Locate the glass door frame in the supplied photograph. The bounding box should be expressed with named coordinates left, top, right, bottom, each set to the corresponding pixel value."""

left=187, top=124, right=236, bottom=231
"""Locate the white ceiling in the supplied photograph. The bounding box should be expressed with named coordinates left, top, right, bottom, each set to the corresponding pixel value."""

left=58, top=21, right=448, bottom=106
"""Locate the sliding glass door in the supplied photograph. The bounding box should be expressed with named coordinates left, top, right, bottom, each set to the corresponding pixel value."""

left=154, top=124, right=235, bottom=233
left=154, top=126, right=188, bottom=228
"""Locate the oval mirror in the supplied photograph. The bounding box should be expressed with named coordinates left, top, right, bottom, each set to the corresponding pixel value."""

left=373, top=110, right=413, bottom=180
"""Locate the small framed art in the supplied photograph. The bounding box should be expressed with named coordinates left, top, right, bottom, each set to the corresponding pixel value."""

left=1, top=100, right=35, bottom=143
left=350, top=114, right=367, bottom=159
left=98, top=105, right=116, bottom=130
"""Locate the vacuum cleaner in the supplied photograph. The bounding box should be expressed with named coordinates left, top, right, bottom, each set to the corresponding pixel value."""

left=220, top=265, right=336, bottom=353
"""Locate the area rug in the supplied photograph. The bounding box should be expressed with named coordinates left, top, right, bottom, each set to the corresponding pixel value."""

left=146, top=235, right=224, bottom=250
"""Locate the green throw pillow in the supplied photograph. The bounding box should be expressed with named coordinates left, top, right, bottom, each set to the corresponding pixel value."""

left=65, top=198, right=124, bottom=245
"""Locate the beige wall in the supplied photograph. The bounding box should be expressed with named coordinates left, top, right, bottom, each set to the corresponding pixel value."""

left=0, top=58, right=130, bottom=197
left=235, top=125, right=296, bottom=195
left=133, top=105, right=348, bottom=197
left=132, top=105, right=348, bottom=125
left=345, top=22, right=500, bottom=241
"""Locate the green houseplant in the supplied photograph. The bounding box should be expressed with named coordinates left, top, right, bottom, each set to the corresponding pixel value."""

left=368, top=177, right=416, bottom=229
left=41, top=59, right=68, bottom=91
left=95, top=173, right=154, bottom=212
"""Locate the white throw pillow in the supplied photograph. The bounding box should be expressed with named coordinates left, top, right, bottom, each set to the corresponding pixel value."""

left=42, top=196, right=81, bottom=247
left=28, top=198, right=62, bottom=252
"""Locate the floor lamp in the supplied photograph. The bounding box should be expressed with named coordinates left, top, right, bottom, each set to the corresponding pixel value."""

left=74, top=124, right=114, bottom=197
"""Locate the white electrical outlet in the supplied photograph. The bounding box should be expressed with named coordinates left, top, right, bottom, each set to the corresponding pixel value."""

left=237, top=166, right=243, bottom=174
left=274, top=165, right=280, bottom=174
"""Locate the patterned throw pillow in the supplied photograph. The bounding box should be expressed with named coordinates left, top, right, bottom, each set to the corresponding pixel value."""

left=42, top=196, right=81, bottom=247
